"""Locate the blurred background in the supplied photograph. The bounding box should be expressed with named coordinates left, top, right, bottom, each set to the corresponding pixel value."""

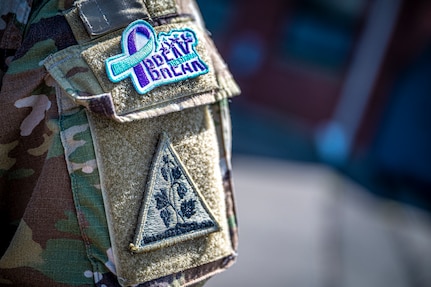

left=195, top=0, right=431, bottom=286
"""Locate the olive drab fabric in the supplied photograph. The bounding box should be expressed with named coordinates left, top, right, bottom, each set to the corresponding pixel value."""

left=0, top=0, right=239, bottom=286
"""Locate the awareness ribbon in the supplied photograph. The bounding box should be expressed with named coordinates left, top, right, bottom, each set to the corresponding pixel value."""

left=106, top=21, right=156, bottom=88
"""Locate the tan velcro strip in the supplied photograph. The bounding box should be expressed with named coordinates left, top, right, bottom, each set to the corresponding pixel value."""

left=87, top=106, right=233, bottom=286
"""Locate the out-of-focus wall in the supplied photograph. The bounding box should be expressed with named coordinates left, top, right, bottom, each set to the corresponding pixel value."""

left=197, top=0, right=431, bottom=211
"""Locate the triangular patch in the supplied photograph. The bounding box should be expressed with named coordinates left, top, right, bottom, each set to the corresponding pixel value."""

left=130, top=133, right=219, bottom=253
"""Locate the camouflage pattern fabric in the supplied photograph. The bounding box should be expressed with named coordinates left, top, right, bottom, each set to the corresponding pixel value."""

left=0, top=0, right=238, bottom=286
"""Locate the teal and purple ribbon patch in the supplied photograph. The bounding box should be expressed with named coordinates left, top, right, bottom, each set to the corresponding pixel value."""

left=105, top=20, right=209, bottom=95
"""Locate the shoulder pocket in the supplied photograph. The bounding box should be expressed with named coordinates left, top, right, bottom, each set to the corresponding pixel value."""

left=45, top=15, right=239, bottom=287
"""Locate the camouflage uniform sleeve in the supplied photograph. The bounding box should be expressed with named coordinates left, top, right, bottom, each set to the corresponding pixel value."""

left=0, top=1, right=239, bottom=286
left=0, top=1, right=101, bottom=286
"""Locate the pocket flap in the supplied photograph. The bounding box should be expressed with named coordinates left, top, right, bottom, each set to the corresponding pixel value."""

left=44, top=19, right=239, bottom=122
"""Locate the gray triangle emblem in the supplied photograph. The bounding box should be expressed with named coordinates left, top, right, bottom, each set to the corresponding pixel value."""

left=130, top=133, right=219, bottom=253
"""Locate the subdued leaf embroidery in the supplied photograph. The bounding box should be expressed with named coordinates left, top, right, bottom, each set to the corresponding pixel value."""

left=180, top=199, right=196, bottom=219
left=160, top=209, right=172, bottom=228
left=130, top=133, right=219, bottom=252
left=155, top=188, right=169, bottom=210
left=154, top=155, right=198, bottom=229
left=177, top=183, right=187, bottom=199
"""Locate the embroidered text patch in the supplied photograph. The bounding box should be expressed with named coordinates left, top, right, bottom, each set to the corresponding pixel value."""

left=130, top=133, right=219, bottom=253
left=105, top=20, right=209, bottom=95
